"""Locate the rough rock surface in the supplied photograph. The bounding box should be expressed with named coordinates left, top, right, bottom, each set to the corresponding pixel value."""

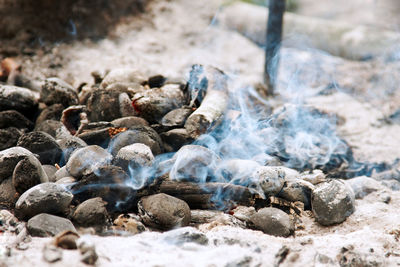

left=0, top=110, right=33, bottom=130
left=250, top=207, right=294, bottom=237
left=27, top=213, right=76, bottom=237
left=138, top=193, right=191, bottom=230
left=113, top=143, right=154, bottom=171
left=0, top=85, right=38, bottom=115
left=72, top=197, right=109, bottom=227
left=40, top=78, right=78, bottom=108
left=0, top=127, right=23, bottom=150
left=0, top=146, right=33, bottom=181
left=311, top=179, right=355, bottom=226
left=0, top=178, right=18, bottom=209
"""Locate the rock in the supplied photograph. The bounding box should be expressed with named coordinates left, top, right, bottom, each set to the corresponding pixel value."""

left=40, top=78, right=78, bottom=107
left=112, top=214, right=146, bottom=234
left=311, top=179, right=355, bottom=226
left=54, top=166, right=70, bottom=181
left=215, top=159, right=260, bottom=184
left=55, top=177, right=76, bottom=185
left=0, top=110, right=33, bottom=130
left=72, top=197, right=109, bottom=227
left=0, top=127, right=23, bottom=150
left=17, top=131, right=62, bottom=165
left=250, top=207, right=294, bottom=237
left=34, top=120, right=70, bottom=139
left=138, top=193, right=191, bottom=230
left=81, top=247, right=98, bottom=265
left=169, top=145, right=219, bottom=183
left=147, top=74, right=167, bottom=88
left=42, top=165, right=58, bottom=182
left=42, top=244, right=62, bottom=263
left=0, top=85, right=38, bottom=115
left=100, top=68, right=146, bottom=89
left=0, top=178, right=18, bottom=210
left=54, top=230, right=79, bottom=249
left=15, top=183, right=73, bottom=220
left=161, top=107, right=193, bottom=127
left=190, top=209, right=247, bottom=229
left=108, top=126, right=163, bottom=156
left=160, top=128, right=193, bottom=151
left=12, top=154, right=49, bottom=194
left=113, top=143, right=154, bottom=171
left=111, top=116, right=149, bottom=128
left=27, top=213, right=76, bottom=237
left=278, top=179, right=314, bottom=209
left=163, top=227, right=209, bottom=246
left=66, top=145, right=112, bottom=179
left=251, top=166, right=288, bottom=197
left=86, top=89, right=127, bottom=122
left=57, top=136, right=87, bottom=164
left=36, top=103, right=64, bottom=125
left=0, top=146, right=33, bottom=181
left=231, top=206, right=256, bottom=223
left=345, top=176, right=383, bottom=199
left=77, top=237, right=98, bottom=265
left=60, top=105, right=88, bottom=135
left=77, top=127, right=110, bottom=147
left=133, top=84, right=186, bottom=123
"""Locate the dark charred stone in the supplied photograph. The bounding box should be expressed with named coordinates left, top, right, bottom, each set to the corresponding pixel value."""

left=160, top=128, right=193, bottom=151
left=72, top=197, right=109, bottom=227
left=138, top=193, right=191, bottom=230
left=250, top=207, right=294, bottom=237
left=12, top=154, right=49, bottom=194
left=0, top=178, right=18, bottom=210
left=35, top=120, right=70, bottom=139
left=42, top=165, right=58, bottom=182
left=57, top=136, right=87, bottom=164
left=163, top=227, right=209, bottom=246
left=17, top=131, right=62, bottom=165
left=40, top=78, right=78, bottom=108
left=108, top=126, right=163, bottom=156
left=147, top=75, right=167, bottom=88
left=66, top=145, right=112, bottom=179
left=113, top=143, right=154, bottom=171
left=311, top=179, right=355, bottom=226
left=86, top=89, right=123, bottom=122
left=161, top=108, right=193, bottom=128
left=60, top=105, right=88, bottom=135
left=35, top=103, right=64, bottom=126
left=15, top=182, right=73, bottom=220
left=0, top=110, right=33, bottom=130
left=70, top=165, right=134, bottom=211
left=27, top=213, right=76, bottom=237
left=0, top=127, right=22, bottom=150
left=278, top=179, right=314, bottom=209
left=111, top=116, right=149, bottom=128
left=0, top=146, right=34, bottom=182
left=0, top=85, right=38, bottom=115
left=77, top=128, right=110, bottom=147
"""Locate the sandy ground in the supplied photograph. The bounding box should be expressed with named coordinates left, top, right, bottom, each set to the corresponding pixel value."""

left=2, top=0, right=400, bottom=266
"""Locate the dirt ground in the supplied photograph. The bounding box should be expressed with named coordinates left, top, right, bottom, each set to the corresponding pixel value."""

left=1, top=0, right=400, bottom=266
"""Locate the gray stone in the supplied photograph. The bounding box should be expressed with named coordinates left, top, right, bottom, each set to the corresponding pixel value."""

left=36, top=103, right=64, bottom=125
left=86, top=89, right=126, bottom=122
left=42, top=165, right=58, bottom=182
left=138, top=193, right=191, bottom=230
left=215, top=159, right=260, bottom=184
left=12, top=154, right=49, bottom=194
left=0, top=146, right=34, bottom=181
left=40, top=78, right=78, bottom=108
left=160, top=128, right=193, bottom=151
left=161, top=108, right=193, bottom=127
left=27, top=213, right=76, bottom=237
left=278, top=179, right=314, bottom=209
left=42, top=244, right=62, bottom=263
left=108, top=126, right=163, bottom=156
left=163, top=227, right=208, bottom=245
left=113, top=143, right=154, bottom=171
left=72, top=197, right=109, bottom=227
left=77, top=127, right=110, bottom=147
left=345, top=176, right=383, bottom=199
left=57, top=136, right=87, bottom=164
left=111, top=116, right=149, bottom=128
left=251, top=166, right=287, bottom=197
left=0, top=178, right=18, bottom=210
left=0, top=110, right=33, bottom=130
left=66, top=145, right=112, bottom=179
left=311, top=179, right=355, bottom=226
left=34, top=120, right=70, bottom=139
left=0, top=85, right=38, bottom=114
left=190, top=209, right=246, bottom=228
left=17, top=131, right=62, bottom=165
left=54, top=167, right=70, bottom=181
left=250, top=207, right=294, bottom=237
left=100, top=68, right=146, bottom=89
left=0, top=127, right=23, bottom=151
left=55, top=177, right=76, bottom=185
left=15, top=183, right=73, bottom=220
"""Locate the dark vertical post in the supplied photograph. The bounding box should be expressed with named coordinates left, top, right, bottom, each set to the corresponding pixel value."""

left=264, top=0, right=285, bottom=94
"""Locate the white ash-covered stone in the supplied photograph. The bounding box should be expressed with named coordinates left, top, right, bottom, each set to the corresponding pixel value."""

left=311, top=179, right=355, bottom=226
left=27, top=213, right=76, bottom=237
left=0, top=110, right=33, bottom=130
left=169, top=145, right=220, bottom=182
left=0, top=178, right=18, bottom=210
left=113, top=143, right=154, bottom=171
left=72, top=197, right=109, bottom=227
left=278, top=179, right=314, bottom=209
left=190, top=209, right=246, bottom=229
left=0, top=127, right=23, bottom=151
left=42, top=244, right=62, bottom=263
left=55, top=176, right=76, bottom=185
left=12, top=153, right=49, bottom=194
left=35, top=103, right=64, bottom=126
left=34, top=120, right=70, bottom=139
left=15, top=182, right=73, bottom=220
left=66, top=145, right=112, bottom=179
left=111, top=116, right=149, bottom=128
left=17, top=131, right=62, bottom=165
left=161, top=107, right=193, bottom=127
left=0, top=85, right=38, bottom=114
left=133, top=83, right=186, bottom=123
left=215, top=159, right=260, bottom=184
left=0, top=146, right=34, bottom=181
left=42, top=165, right=58, bottom=182
left=40, top=78, right=78, bottom=108
left=57, top=136, right=87, bottom=164
left=231, top=206, right=256, bottom=224
left=108, top=127, right=163, bottom=156
left=162, top=227, right=209, bottom=246
left=345, top=176, right=384, bottom=199
left=300, top=169, right=327, bottom=185
left=112, top=213, right=146, bottom=235
left=100, top=68, right=146, bottom=89
left=251, top=166, right=287, bottom=197
left=250, top=207, right=294, bottom=237
left=160, top=128, right=193, bottom=151
left=138, top=193, right=191, bottom=230
left=54, top=166, right=71, bottom=181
